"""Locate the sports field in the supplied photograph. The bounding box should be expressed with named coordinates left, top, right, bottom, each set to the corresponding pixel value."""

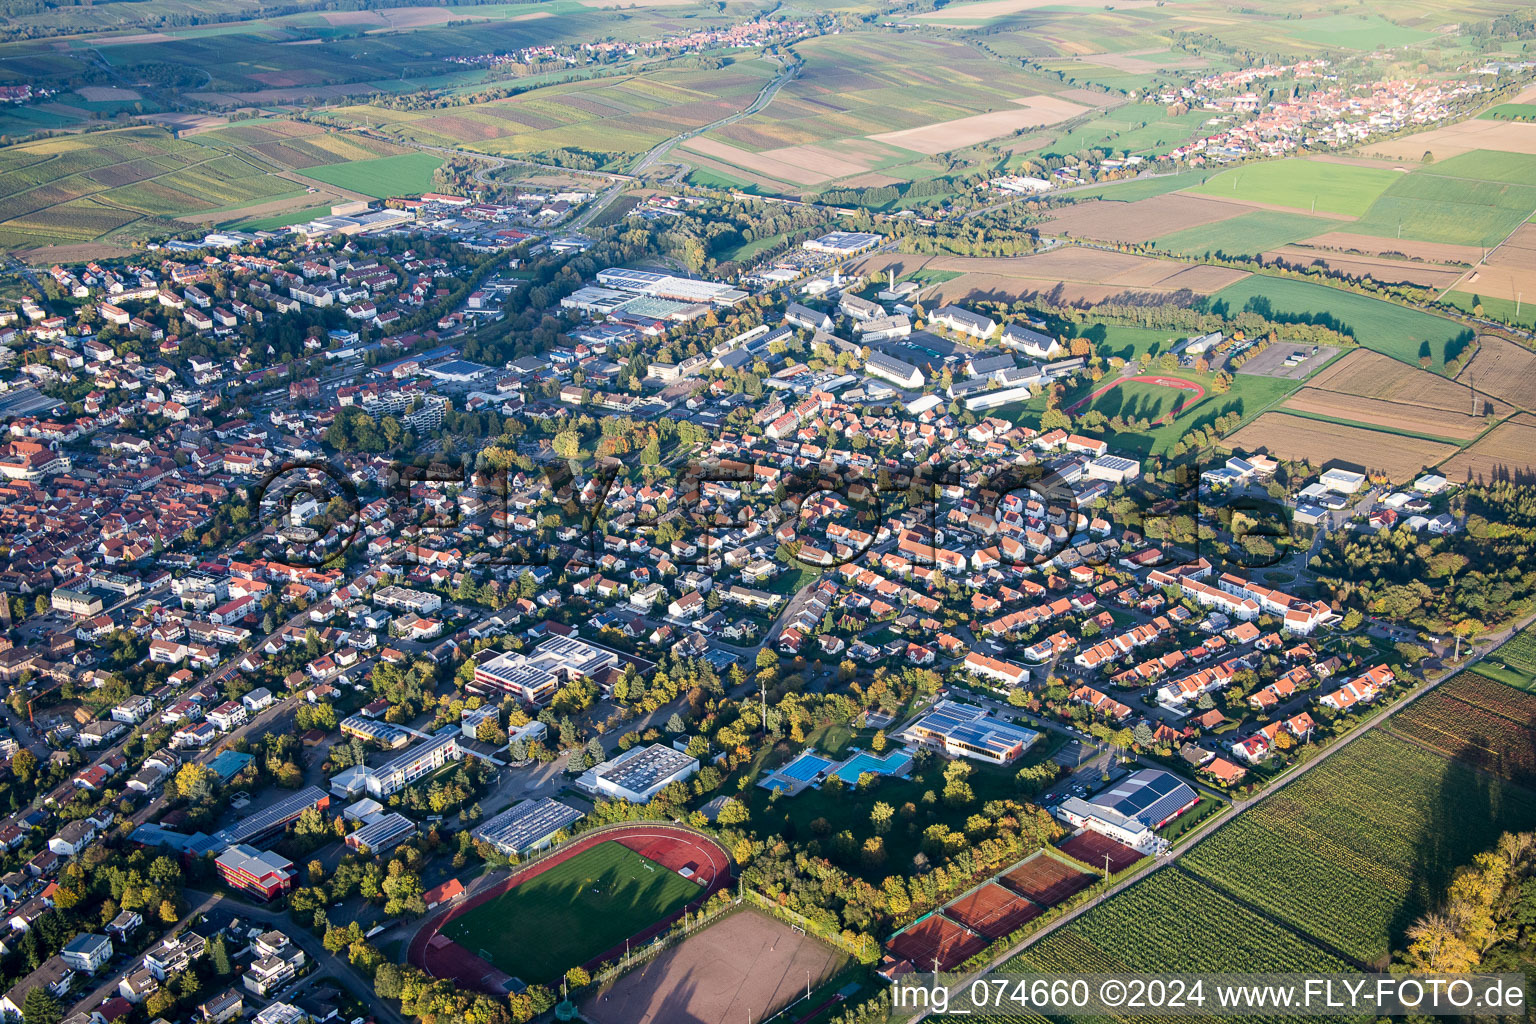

left=441, top=841, right=699, bottom=984
left=301, top=152, right=444, bottom=199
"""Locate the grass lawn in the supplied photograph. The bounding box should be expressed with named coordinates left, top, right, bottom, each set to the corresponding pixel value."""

left=1087, top=324, right=1180, bottom=362
left=1186, top=158, right=1401, bottom=217
left=302, top=152, right=444, bottom=199
left=1209, top=275, right=1471, bottom=371
left=686, top=167, right=752, bottom=190
left=1155, top=210, right=1338, bottom=257
left=442, top=841, right=699, bottom=984
left=1469, top=661, right=1536, bottom=692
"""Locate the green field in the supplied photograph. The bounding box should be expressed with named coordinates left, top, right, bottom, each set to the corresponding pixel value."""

left=1210, top=275, right=1470, bottom=370
left=301, top=152, right=444, bottom=199
left=442, top=841, right=699, bottom=984
left=1187, top=159, right=1402, bottom=217
left=1347, top=158, right=1536, bottom=247
left=1155, top=210, right=1339, bottom=256
left=1481, top=103, right=1536, bottom=122
left=1276, top=12, right=1433, bottom=48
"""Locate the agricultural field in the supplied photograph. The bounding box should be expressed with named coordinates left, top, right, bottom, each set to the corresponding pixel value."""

left=1280, top=350, right=1509, bottom=441
left=1012, top=102, right=1210, bottom=159
left=440, top=840, right=699, bottom=985
left=1224, top=412, right=1458, bottom=481
left=0, top=0, right=728, bottom=99
left=0, top=125, right=300, bottom=253
left=1363, top=118, right=1536, bottom=164
left=1438, top=413, right=1536, bottom=483
left=1155, top=210, right=1346, bottom=257
left=1042, top=193, right=1248, bottom=245
left=911, top=248, right=1247, bottom=307
left=1263, top=246, right=1470, bottom=291
left=1389, top=675, right=1536, bottom=786
left=332, top=59, right=782, bottom=168
left=1445, top=222, right=1536, bottom=304
left=689, top=35, right=1086, bottom=188
left=1181, top=730, right=1536, bottom=965
left=1010, top=868, right=1347, bottom=977
left=1500, top=624, right=1536, bottom=678
left=1209, top=275, right=1472, bottom=370
left=1279, top=389, right=1489, bottom=442
left=1345, top=154, right=1536, bottom=248
left=190, top=118, right=411, bottom=170
left=1187, top=159, right=1403, bottom=218
left=300, top=152, right=444, bottom=199
left=1453, top=336, right=1536, bottom=410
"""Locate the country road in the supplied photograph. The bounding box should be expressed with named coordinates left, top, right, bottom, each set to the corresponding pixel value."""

left=906, top=603, right=1536, bottom=1022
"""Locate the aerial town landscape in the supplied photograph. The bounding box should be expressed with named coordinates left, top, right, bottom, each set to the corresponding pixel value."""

left=1, top=0, right=1536, bottom=1022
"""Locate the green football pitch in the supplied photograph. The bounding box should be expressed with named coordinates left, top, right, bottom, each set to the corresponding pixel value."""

left=441, top=840, right=701, bottom=984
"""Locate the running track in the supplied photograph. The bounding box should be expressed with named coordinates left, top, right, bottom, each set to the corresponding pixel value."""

left=407, top=823, right=733, bottom=993
left=1064, top=375, right=1206, bottom=423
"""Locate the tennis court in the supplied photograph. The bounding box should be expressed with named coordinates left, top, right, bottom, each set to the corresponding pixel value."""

left=1000, top=852, right=1095, bottom=907
left=943, top=882, right=1041, bottom=939
left=1058, top=831, right=1144, bottom=874
left=887, top=914, right=988, bottom=972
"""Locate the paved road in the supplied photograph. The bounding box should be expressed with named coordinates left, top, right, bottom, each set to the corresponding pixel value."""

left=906, top=603, right=1536, bottom=1022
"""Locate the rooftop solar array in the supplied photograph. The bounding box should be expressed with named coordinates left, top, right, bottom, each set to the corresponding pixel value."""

left=473, top=798, right=584, bottom=853
left=1089, top=769, right=1196, bottom=827
left=596, top=744, right=697, bottom=793
left=215, top=786, right=327, bottom=846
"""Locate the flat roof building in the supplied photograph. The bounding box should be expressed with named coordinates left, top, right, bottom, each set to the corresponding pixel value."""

left=581, top=743, right=698, bottom=804
left=215, top=845, right=296, bottom=902
left=345, top=812, right=417, bottom=855
left=472, top=635, right=619, bottom=705
left=802, top=231, right=881, bottom=254
left=1055, top=768, right=1197, bottom=854
left=473, top=797, right=584, bottom=855
left=901, top=700, right=1039, bottom=765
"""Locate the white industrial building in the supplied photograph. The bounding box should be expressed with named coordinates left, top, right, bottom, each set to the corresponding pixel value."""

left=579, top=743, right=698, bottom=803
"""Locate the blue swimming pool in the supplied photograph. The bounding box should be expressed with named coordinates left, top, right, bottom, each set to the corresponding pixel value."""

left=779, top=752, right=836, bottom=783
left=829, top=749, right=913, bottom=784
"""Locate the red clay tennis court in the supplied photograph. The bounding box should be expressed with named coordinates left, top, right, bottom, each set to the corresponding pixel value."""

left=1000, top=852, right=1095, bottom=907
left=887, top=914, right=988, bottom=971
left=1058, top=831, right=1144, bottom=874
left=943, top=882, right=1041, bottom=939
